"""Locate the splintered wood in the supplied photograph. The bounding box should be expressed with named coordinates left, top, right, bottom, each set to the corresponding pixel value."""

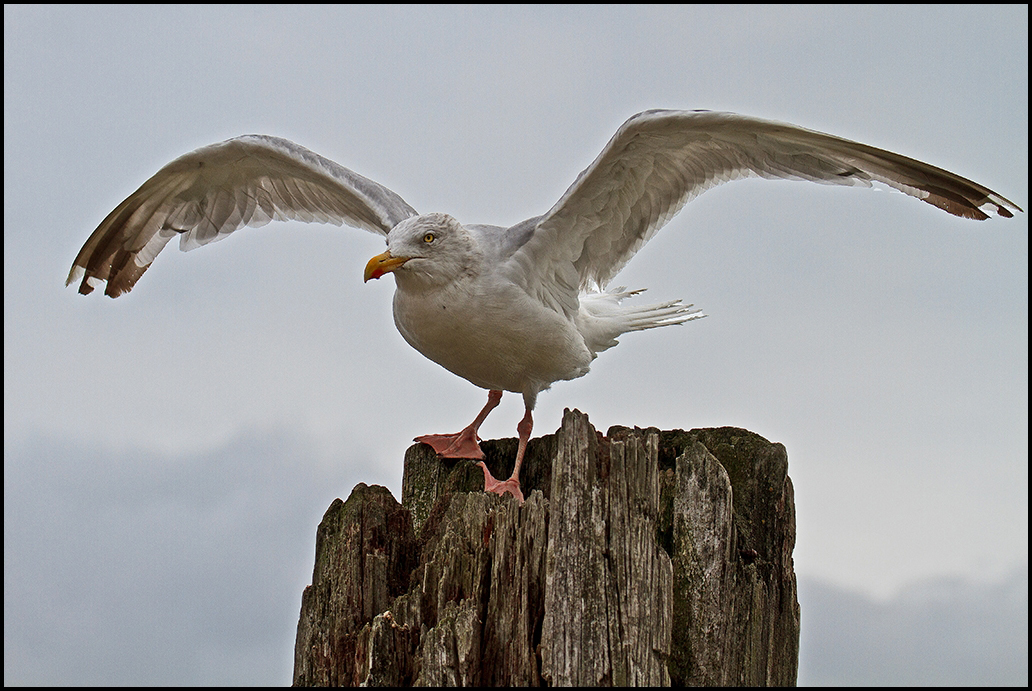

left=293, top=409, right=799, bottom=686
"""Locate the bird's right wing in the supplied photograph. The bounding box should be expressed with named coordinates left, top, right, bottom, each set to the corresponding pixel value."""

left=67, top=135, right=419, bottom=297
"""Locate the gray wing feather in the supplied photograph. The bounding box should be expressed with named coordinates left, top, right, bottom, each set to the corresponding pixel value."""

left=67, top=135, right=418, bottom=297
left=507, top=110, right=1021, bottom=316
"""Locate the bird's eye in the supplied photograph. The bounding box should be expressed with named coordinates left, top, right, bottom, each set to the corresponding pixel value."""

left=423, top=233, right=435, bottom=244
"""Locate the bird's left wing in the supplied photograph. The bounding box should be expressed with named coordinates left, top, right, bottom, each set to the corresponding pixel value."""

left=504, top=110, right=1021, bottom=317
left=67, top=135, right=418, bottom=297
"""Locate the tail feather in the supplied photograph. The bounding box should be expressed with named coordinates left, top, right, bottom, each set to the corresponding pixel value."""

left=576, top=287, right=704, bottom=354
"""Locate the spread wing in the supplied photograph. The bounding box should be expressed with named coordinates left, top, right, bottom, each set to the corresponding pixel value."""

left=506, top=109, right=1021, bottom=317
left=67, top=135, right=418, bottom=297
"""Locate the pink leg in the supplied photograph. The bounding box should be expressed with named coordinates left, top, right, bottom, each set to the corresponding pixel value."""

left=415, top=390, right=502, bottom=459
left=478, top=407, right=532, bottom=503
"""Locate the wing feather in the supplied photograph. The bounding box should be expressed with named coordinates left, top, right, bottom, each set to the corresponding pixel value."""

left=507, top=110, right=1021, bottom=316
left=67, top=135, right=418, bottom=297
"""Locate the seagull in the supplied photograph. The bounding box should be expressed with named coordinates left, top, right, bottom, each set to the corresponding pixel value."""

left=67, top=109, right=1022, bottom=503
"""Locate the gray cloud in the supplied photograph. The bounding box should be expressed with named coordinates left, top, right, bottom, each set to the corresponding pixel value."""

left=4, top=431, right=338, bottom=685
left=798, top=571, right=1029, bottom=686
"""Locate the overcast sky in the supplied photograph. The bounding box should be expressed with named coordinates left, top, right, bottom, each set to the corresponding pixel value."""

left=4, top=5, right=1027, bottom=686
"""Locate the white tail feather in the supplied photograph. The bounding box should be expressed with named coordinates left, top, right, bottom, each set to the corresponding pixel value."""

left=576, top=287, right=704, bottom=355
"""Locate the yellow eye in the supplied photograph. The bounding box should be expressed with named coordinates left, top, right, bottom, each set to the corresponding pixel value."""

left=423, top=233, right=435, bottom=243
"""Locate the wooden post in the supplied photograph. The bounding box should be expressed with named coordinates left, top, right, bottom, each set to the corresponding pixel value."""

left=292, top=409, right=799, bottom=686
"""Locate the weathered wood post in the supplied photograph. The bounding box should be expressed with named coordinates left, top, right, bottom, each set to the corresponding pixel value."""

left=292, top=409, right=799, bottom=686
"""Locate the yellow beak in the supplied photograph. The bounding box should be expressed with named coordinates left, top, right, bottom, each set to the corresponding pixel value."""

left=364, top=250, right=410, bottom=282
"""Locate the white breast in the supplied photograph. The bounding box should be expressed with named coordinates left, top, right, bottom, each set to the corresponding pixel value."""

left=392, top=276, right=594, bottom=396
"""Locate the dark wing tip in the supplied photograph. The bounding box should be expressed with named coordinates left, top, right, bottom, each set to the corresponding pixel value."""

left=920, top=182, right=1023, bottom=221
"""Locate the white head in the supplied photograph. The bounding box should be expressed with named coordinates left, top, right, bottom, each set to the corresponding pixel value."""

left=364, top=212, right=480, bottom=289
